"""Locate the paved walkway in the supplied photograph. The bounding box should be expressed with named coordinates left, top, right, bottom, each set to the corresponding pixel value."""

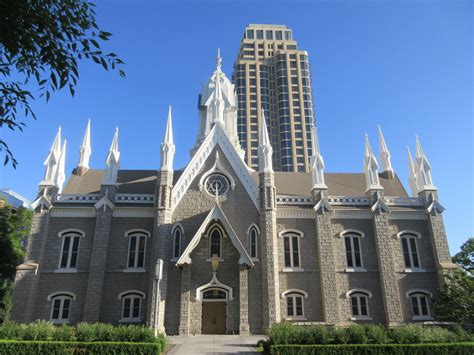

left=167, top=335, right=264, bottom=355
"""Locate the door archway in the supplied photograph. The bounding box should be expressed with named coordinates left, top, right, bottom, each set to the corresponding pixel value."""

left=201, top=287, right=228, bottom=334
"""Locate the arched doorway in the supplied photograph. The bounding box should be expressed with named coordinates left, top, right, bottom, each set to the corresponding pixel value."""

left=201, top=288, right=228, bottom=334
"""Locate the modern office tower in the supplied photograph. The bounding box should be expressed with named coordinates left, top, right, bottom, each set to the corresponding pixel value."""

left=233, top=24, right=315, bottom=172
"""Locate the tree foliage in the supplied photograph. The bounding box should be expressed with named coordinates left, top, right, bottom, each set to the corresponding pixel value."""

left=0, top=203, right=33, bottom=322
left=433, top=237, right=474, bottom=324
left=0, top=0, right=124, bottom=167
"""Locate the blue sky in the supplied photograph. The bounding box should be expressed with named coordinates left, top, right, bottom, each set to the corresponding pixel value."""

left=0, top=0, right=472, bottom=253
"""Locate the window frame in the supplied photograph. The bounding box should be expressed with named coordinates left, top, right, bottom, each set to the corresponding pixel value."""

left=47, top=292, right=76, bottom=324
left=118, top=290, right=146, bottom=323
left=279, top=229, right=304, bottom=272
left=124, top=230, right=150, bottom=272
left=397, top=231, right=423, bottom=272
left=247, top=224, right=260, bottom=261
left=281, top=289, right=308, bottom=321
left=208, top=225, right=224, bottom=260
left=346, top=289, right=372, bottom=321
left=340, top=230, right=366, bottom=272
left=56, top=229, right=84, bottom=272
left=406, top=289, right=433, bottom=320
left=171, top=224, right=184, bottom=261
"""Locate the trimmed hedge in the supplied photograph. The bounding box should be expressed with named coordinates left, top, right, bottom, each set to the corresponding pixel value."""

left=0, top=340, right=160, bottom=355
left=266, top=323, right=474, bottom=346
left=271, top=343, right=474, bottom=355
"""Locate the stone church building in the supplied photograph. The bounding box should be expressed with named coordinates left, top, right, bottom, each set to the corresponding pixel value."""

left=12, top=54, right=455, bottom=335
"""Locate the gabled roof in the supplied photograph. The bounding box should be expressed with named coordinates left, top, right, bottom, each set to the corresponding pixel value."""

left=176, top=204, right=254, bottom=267
left=172, top=123, right=259, bottom=209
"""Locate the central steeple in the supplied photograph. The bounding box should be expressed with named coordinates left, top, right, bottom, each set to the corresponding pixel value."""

left=191, top=50, right=244, bottom=159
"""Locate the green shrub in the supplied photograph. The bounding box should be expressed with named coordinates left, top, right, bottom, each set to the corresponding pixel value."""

left=0, top=340, right=160, bottom=355
left=345, top=325, right=368, bottom=344
left=364, top=325, right=389, bottom=344
left=270, top=343, right=474, bottom=355
left=51, top=324, right=76, bottom=341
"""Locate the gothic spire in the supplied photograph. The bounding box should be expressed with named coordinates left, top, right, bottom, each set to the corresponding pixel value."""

left=378, top=125, right=395, bottom=179
left=42, top=126, right=62, bottom=184
left=258, top=108, right=273, bottom=173
left=78, top=119, right=91, bottom=170
left=415, top=135, right=435, bottom=191
left=364, top=134, right=382, bottom=191
left=161, top=106, right=176, bottom=172
left=55, top=140, right=67, bottom=193
left=407, top=146, right=418, bottom=196
left=103, top=127, right=120, bottom=184
left=311, top=126, right=326, bottom=189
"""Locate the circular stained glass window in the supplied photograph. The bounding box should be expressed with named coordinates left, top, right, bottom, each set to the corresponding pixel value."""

left=205, top=174, right=230, bottom=197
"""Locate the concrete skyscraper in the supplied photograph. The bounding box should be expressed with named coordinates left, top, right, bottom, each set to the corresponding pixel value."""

left=233, top=24, right=315, bottom=171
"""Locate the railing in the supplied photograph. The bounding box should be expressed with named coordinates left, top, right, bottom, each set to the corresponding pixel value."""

left=385, top=196, right=424, bottom=207
left=276, top=195, right=312, bottom=205
left=115, top=194, right=155, bottom=204
left=54, top=194, right=99, bottom=203
left=328, top=196, right=369, bottom=206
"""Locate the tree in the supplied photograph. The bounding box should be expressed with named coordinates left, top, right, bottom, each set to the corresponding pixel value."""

left=433, top=237, right=474, bottom=324
left=0, top=0, right=124, bottom=167
left=0, top=202, right=33, bottom=322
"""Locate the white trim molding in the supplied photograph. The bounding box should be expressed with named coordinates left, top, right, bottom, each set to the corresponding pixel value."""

left=281, top=289, right=309, bottom=299
left=278, top=229, right=304, bottom=238
left=124, top=229, right=151, bottom=238
left=196, top=273, right=234, bottom=301
left=345, top=289, right=373, bottom=299
left=47, top=291, right=77, bottom=301
left=405, top=289, right=433, bottom=299
left=118, top=290, right=146, bottom=300
left=396, top=230, right=422, bottom=239
left=339, top=229, right=365, bottom=239
left=57, top=229, right=85, bottom=238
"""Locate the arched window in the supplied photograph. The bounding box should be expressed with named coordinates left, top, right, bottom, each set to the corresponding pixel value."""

left=172, top=226, right=183, bottom=259
left=347, top=289, right=372, bottom=320
left=118, top=291, right=145, bottom=322
left=209, top=226, right=223, bottom=259
left=282, top=290, right=308, bottom=320
left=202, top=288, right=228, bottom=300
left=279, top=230, right=303, bottom=270
left=398, top=232, right=422, bottom=270
left=48, top=292, right=76, bottom=324
left=407, top=290, right=432, bottom=320
left=126, top=230, right=149, bottom=269
left=340, top=230, right=364, bottom=271
left=247, top=225, right=259, bottom=260
left=58, top=230, right=84, bottom=270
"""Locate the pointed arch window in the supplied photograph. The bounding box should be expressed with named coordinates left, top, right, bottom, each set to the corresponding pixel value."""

left=248, top=225, right=259, bottom=260
left=172, top=225, right=183, bottom=259
left=209, top=226, right=223, bottom=259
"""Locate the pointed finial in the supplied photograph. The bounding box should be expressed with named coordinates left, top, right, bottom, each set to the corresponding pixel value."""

left=217, top=48, right=222, bottom=70
left=378, top=125, right=394, bottom=179
left=103, top=127, right=120, bottom=184
left=258, top=108, right=273, bottom=173
left=407, top=145, right=418, bottom=196
left=56, top=140, right=67, bottom=193
left=41, top=126, right=62, bottom=184
left=311, top=126, right=326, bottom=189
left=161, top=106, right=176, bottom=172
left=413, top=135, right=435, bottom=191
left=364, top=134, right=382, bottom=191
left=78, top=119, right=92, bottom=170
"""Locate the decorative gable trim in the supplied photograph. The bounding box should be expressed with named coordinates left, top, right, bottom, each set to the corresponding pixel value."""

left=176, top=204, right=254, bottom=267
left=31, top=195, right=52, bottom=211
left=94, top=195, right=114, bottom=212
left=196, top=273, right=234, bottom=301
left=426, top=200, right=445, bottom=215
left=172, top=123, right=258, bottom=210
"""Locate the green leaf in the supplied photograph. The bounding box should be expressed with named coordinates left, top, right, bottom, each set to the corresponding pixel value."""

left=100, top=57, right=108, bottom=70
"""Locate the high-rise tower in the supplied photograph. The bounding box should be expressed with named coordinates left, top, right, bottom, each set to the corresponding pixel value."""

left=233, top=24, right=315, bottom=171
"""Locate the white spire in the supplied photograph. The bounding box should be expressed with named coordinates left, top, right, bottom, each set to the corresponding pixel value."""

left=414, top=135, right=435, bottom=191
left=258, top=108, right=273, bottom=173
left=103, top=127, right=120, bottom=185
left=407, top=146, right=418, bottom=196
left=378, top=125, right=395, bottom=179
left=216, top=48, right=222, bottom=71
left=55, top=140, right=67, bottom=193
left=78, top=119, right=91, bottom=169
left=161, top=105, right=176, bottom=172
left=42, top=126, right=62, bottom=183
left=210, top=58, right=225, bottom=126
left=311, top=126, right=326, bottom=189
left=364, top=134, right=382, bottom=191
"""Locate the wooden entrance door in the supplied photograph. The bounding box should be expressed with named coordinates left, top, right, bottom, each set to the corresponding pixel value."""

left=201, top=302, right=226, bottom=334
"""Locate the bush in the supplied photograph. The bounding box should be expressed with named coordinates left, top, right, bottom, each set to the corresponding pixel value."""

left=365, top=325, right=389, bottom=344
left=0, top=340, right=160, bottom=355
left=270, top=343, right=474, bottom=355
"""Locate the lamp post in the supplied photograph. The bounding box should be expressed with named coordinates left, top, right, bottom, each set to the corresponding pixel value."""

left=154, top=259, right=163, bottom=337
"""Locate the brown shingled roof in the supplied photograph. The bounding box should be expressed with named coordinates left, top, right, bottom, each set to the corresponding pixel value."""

left=62, top=169, right=407, bottom=197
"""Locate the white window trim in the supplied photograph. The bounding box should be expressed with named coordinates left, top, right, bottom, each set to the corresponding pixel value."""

left=399, top=232, right=424, bottom=272
left=118, top=290, right=146, bottom=323
left=125, top=229, right=150, bottom=271
left=171, top=224, right=184, bottom=261
left=282, top=290, right=307, bottom=321
left=207, top=224, right=225, bottom=260
left=340, top=230, right=366, bottom=272
left=47, top=292, right=76, bottom=324
left=281, top=230, right=303, bottom=271
left=406, top=289, right=433, bottom=321
left=56, top=230, right=84, bottom=272
left=346, top=289, right=373, bottom=321
left=247, top=224, right=260, bottom=261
